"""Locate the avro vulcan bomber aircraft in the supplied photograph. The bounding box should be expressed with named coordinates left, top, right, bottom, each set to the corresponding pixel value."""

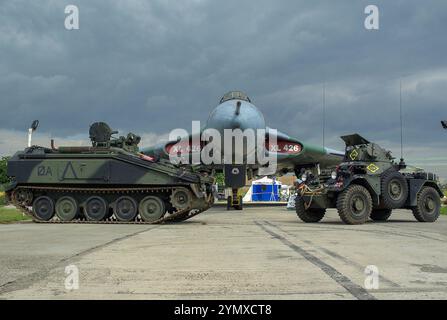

left=142, top=91, right=343, bottom=209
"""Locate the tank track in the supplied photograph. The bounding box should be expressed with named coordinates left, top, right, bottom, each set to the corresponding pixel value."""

left=8, top=186, right=212, bottom=225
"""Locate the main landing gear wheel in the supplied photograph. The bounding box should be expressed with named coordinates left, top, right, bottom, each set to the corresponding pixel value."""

left=337, top=184, right=372, bottom=225
left=234, top=197, right=243, bottom=210
left=84, top=196, right=108, bottom=221
left=55, top=196, right=78, bottom=221
left=139, top=196, right=165, bottom=222
left=381, top=170, right=409, bottom=209
left=226, top=196, right=232, bottom=211
left=33, top=196, right=55, bottom=221
left=295, top=195, right=326, bottom=223
left=412, top=186, right=441, bottom=222
left=114, top=196, right=138, bottom=222
left=370, top=209, right=392, bottom=221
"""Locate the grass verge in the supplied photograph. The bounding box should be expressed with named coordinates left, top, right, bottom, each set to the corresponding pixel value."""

left=0, top=206, right=30, bottom=223
left=0, top=191, right=31, bottom=223
left=441, top=206, right=447, bottom=215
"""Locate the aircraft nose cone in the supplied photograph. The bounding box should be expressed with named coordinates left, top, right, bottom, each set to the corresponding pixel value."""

left=206, top=100, right=265, bottom=134
left=205, top=100, right=266, bottom=161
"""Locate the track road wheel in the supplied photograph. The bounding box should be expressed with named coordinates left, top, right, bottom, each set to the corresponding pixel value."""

left=55, top=196, right=79, bottom=221
left=33, top=196, right=55, bottom=221
left=381, top=170, right=409, bottom=209
left=139, top=196, right=165, bottom=222
left=295, top=195, right=325, bottom=223
left=170, top=188, right=192, bottom=211
left=84, top=196, right=108, bottom=221
left=337, top=184, right=372, bottom=225
left=114, top=196, right=138, bottom=222
left=412, top=186, right=441, bottom=222
left=13, top=189, right=33, bottom=206
left=370, top=209, right=392, bottom=221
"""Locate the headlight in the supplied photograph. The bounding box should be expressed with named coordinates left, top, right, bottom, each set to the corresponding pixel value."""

left=331, top=171, right=337, bottom=180
left=301, top=173, right=307, bottom=182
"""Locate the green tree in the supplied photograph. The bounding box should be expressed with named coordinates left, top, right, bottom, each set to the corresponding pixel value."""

left=0, top=157, right=11, bottom=185
left=214, top=172, right=225, bottom=186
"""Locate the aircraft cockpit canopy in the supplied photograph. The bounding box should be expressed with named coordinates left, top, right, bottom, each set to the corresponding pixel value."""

left=220, top=91, right=251, bottom=104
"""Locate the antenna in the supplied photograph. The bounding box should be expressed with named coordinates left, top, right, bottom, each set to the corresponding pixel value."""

left=322, top=82, right=326, bottom=148
left=399, top=80, right=406, bottom=168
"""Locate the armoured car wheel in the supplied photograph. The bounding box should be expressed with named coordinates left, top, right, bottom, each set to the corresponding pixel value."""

left=412, top=186, right=440, bottom=222
left=139, top=196, right=165, bottom=222
left=33, top=196, right=55, bottom=221
left=295, top=195, right=326, bottom=223
left=114, top=196, right=138, bottom=222
left=370, top=209, right=392, bottom=221
left=381, top=170, right=409, bottom=209
left=337, top=184, right=372, bottom=225
left=170, top=188, right=192, bottom=211
left=84, top=196, right=108, bottom=221
left=55, top=196, right=78, bottom=221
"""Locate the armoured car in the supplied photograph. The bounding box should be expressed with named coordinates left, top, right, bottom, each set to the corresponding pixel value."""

left=295, top=134, right=442, bottom=224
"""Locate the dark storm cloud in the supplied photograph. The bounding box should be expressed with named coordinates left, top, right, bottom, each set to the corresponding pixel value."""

left=0, top=0, right=446, bottom=176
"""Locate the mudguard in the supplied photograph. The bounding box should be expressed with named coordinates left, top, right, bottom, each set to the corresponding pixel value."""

left=407, top=179, right=443, bottom=207
left=340, top=175, right=381, bottom=205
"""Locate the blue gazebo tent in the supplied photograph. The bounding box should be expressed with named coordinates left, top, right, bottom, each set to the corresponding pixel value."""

left=243, top=177, right=282, bottom=202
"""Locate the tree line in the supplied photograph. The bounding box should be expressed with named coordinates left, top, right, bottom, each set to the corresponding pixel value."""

left=0, top=157, right=11, bottom=187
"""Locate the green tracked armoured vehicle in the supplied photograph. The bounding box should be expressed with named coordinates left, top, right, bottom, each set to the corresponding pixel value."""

left=5, top=122, right=214, bottom=224
left=295, top=133, right=443, bottom=225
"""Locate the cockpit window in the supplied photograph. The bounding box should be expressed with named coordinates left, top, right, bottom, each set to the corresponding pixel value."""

left=220, top=91, right=251, bottom=103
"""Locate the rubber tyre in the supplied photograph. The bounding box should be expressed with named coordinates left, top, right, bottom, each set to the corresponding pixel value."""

left=55, top=196, right=78, bottom=221
left=370, top=209, right=392, bottom=221
left=381, top=170, right=409, bottom=209
left=295, top=195, right=326, bottom=223
left=235, top=198, right=243, bottom=210
left=139, top=196, right=165, bottom=222
left=412, top=186, right=441, bottom=222
left=337, top=184, right=372, bottom=225
left=84, top=196, right=108, bottom=221
left=114, top=196, right=138, bottom=222
left=33, top=196, right=55, bottom=221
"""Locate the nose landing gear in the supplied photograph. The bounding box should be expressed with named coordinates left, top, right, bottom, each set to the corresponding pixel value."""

left=227, top=188, right=243, bottom=210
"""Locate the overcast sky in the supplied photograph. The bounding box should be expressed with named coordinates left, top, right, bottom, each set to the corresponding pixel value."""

left=0, top=0, right=446, bottom=179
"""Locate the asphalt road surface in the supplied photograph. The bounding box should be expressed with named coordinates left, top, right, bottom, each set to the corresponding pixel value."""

left=0, top=207, right=446, bottom=300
